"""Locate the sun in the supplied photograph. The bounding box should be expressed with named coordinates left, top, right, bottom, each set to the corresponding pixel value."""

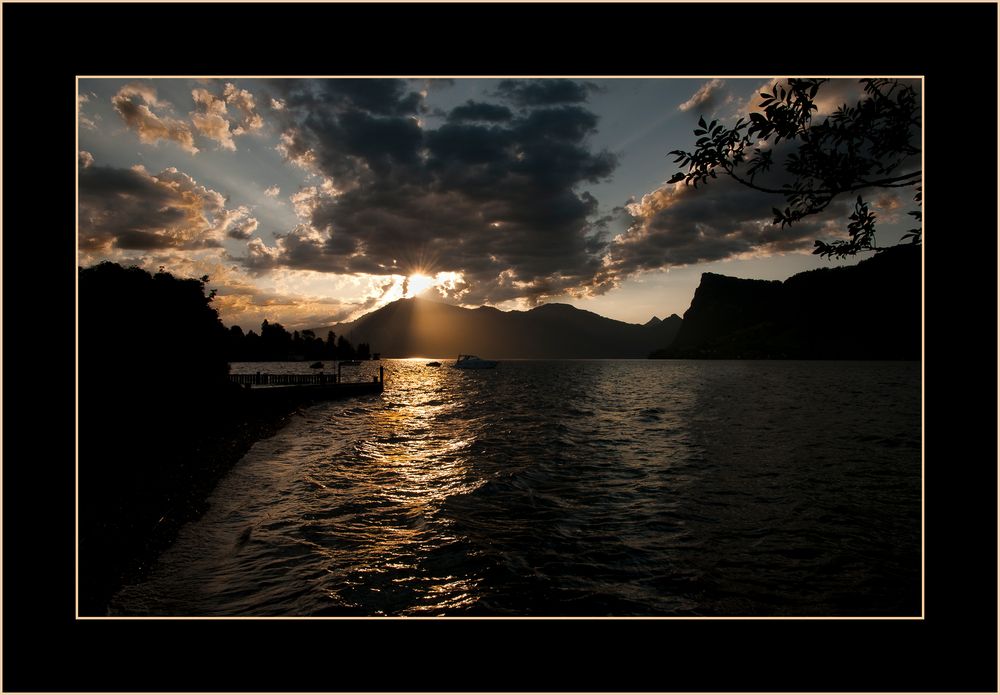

left=406, top=273, right=437, bottom=297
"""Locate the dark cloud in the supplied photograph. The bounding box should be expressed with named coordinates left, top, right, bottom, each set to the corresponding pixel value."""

left=604, top=175, right=854, bottom=274
left=273, top=78, right=423, bottom=117
left=247, top=79, right=619, bottom=305
left=494, top=79, right=596, bottom=106
left=517, top=105, right=599, bottom=142
left=253, top=79, right=903, bottom=306
left=78, top=165, right=239, bottom=253
left=227, top=217, right=259, bottom=240
left=448, top=101, right=513, bottom=122
left=322, top=79, right=423, bottom=115
left=651, top=79, right=921, bottom=272
left=425, top=122, right=513, bottom=164
left=269, top=80, right=426, bottom=183
left=334, top=110, right=424, bottom=171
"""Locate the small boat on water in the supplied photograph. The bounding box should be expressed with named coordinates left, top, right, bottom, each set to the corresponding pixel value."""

left=426, top=361, right=442, bottom=367
left=453, top=354, right=498, bottom=369
left=309, top=361, right=324, bottom=369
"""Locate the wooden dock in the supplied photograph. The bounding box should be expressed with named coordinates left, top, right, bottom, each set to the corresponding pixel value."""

left=231, top=373, right=337, bottom=386
left=230, top=365, right=384, bottom=387
left=229, top=366, right=384, bottom=404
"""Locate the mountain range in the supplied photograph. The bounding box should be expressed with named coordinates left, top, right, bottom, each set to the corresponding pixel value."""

left=310, top=244, right=920, bottom=360
left=312, top=299, right=682, bottom=359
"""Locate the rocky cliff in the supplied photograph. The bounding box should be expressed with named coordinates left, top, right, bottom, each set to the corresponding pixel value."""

left=653, top=245, right=921, bottom=359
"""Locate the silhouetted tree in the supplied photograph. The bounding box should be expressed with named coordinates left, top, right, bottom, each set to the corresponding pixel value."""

left=260, top=319, right=292, bottom=360
left=244, top=329, right=261, bottom=357
left=78, top=262, right=234, bottom=613
left=222, top=323, right=373, bottom=362
left=227, top=325, right=246, bottom=360
left=299, top=330, right=324, bottom=360
left=336, top=334, right=355, bottom=359
left=668, top=78, right=921, bottom=258
left=79, top=262, right=230, bottom=390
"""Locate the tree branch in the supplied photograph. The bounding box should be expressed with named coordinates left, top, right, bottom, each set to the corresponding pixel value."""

left=726, top=171, right=788, bottom=195
left=724, top=169, right=921, bottom=198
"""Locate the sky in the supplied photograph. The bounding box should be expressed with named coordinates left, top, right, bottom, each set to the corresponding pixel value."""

left=78, top=77, right=920, bottom=330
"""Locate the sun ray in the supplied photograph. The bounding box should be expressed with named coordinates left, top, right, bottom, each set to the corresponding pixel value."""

left=405, top=273, right=436, bottom=297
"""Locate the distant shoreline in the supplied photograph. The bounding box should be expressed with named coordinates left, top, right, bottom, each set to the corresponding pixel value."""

left=230, top=357, right=924, bottom=362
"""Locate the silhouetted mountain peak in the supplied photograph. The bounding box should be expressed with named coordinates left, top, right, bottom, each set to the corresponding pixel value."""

left=660, top=245, right=920, bottom=359
left=309, top=296, right=683, bottom=358
left=644, top=316, right=661, bottom=326
left=474, top=304, right=504, bottom=314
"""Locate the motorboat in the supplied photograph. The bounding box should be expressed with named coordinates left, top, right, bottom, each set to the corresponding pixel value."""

left=453, top=354, right=498, bottom=369
left=426, top=361, right=442, bottom=367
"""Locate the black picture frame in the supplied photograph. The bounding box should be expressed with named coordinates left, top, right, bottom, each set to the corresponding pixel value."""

left=3, top=2, right=996, bottom=692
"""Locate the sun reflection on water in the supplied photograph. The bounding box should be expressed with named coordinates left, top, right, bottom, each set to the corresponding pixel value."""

left=110, top=360, right=922, bottom=617
left=324, top=360, right=486, bottom=613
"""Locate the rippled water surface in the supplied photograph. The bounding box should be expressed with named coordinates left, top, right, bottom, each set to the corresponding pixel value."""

left=111, top=360, right=921, bottom=616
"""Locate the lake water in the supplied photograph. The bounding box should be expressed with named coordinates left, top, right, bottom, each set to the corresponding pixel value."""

left=109, top=359, right=922, bottom=617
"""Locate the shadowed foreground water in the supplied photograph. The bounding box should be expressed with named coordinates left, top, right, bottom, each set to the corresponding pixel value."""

left=110, top=359, right=921, bottom=616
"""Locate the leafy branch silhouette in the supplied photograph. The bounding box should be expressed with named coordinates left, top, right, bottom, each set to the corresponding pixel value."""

left=668, top=78, right=921, bottom=258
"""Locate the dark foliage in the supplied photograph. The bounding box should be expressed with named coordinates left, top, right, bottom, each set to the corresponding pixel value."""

left=668, top=79, right=921, bottom=258
left=77, top=263, right=287, bottom=614
left=76, top=263, right=377, bottom=614
left=78, top=263, right=239, bottom=612
left=227, top=320, right=370, bottom=361
left=79, top=262, right=231, bottom=387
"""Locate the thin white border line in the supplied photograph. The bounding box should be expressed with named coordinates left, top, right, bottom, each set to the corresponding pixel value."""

left=920, top=81, right=926, bottom=619
left=74, top=75, right=927, bottom=621
left=78, top=74, right=926, bottom=79
left=76, top=76, right=82, bottom=619
left=0, top=1, right=5, bottom=667
left=78, top=615, right=924, bottom=620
